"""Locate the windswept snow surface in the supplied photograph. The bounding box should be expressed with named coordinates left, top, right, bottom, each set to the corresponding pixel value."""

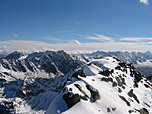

left=46, top=57, right=152, bottom=114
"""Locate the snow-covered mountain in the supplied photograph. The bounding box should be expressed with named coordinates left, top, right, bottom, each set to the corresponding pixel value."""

left=0, top=50, right=84, bottom=79
left=0, top=50, right=84, bottom=113
left=78, top=51, right=152, bottom=77
left=83, top=51, right=152, bottom=64
left=0, top=51, right=152, bottom=114
left=46, top=57, right=152, bottom=114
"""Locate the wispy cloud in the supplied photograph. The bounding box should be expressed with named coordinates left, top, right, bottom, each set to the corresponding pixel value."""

left=42, top=36, right=64, bottom=41
left=71, top=40, right=81, bottom=45
left=107, top=33, right=123, bottom=37
left=141, top=42, right=152, bottom=45
left=120, top=37, right=152, bottom=42
left=71, top=33, right=114, bottom=42
left=86, top=34, right=113, bottom=42
left=0, top=40, right=152, bottom=54
left=42, top=36, right=80, bottom=45
left=140, top=0, right=149, bottom=5
left=12, top=33, right=19, bottom=37
left=1, top=34, right=152, bottom=54
left=52, top=30, right=76, bottom=34
left=72, top=33, right=152, bottom=44
left=70, top=33, right=87, bottom=37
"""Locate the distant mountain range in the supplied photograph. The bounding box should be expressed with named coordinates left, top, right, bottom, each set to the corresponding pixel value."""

left=0, top=50, right=151, bottom=114
left=82, top=51, right=152, bottom=64
left=77, top=51, right=152, bottom=78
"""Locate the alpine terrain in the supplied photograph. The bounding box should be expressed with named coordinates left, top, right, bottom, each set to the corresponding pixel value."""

left=46, top=57, right=152, bottom=114
left=78, top=51, right=152, bottom=79
left=0, top=51, right=151, bottom=114
left=0, top=50, right=84, bottom=114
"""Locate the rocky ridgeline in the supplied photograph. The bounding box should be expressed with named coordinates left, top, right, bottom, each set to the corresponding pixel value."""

left=46, top=57, right=152, bottom=114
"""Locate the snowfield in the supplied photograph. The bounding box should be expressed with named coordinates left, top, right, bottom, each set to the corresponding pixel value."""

left=46, top=57, right=152, bottom=114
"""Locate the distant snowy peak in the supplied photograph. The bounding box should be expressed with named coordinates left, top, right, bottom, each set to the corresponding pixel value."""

left=0, top=50, right=84, bottom=79
left=46, top=57, right=152, bottom=114
left=5, top=51, right=25, bottom=60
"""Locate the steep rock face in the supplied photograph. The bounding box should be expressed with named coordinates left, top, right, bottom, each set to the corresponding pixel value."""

left=0, top=51, right=84, bottom=114
left=46, top=57, right=152, bottom=114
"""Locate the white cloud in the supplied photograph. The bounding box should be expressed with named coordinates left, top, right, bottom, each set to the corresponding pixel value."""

left=86, top=34, right=113, bottom=42
left=42, top=36, right=80, bottom=45
left=12, top=33, right=19, bottom=37
left=107, top=33, right=123, bottom=37
left=42, top=36, right=64, bottom=41
left=140, top=0, right=149, bottom=5
left=120, top=37, right=152, bottom=41
left=0, top=40, right=53, bottom=54
left=1, top=33, right=152, bottom=54
left=0, top=40, right=152, bottom=54
left=147, top=42, right=152, bottom=44
left=71, top=40, right=81, bottom=45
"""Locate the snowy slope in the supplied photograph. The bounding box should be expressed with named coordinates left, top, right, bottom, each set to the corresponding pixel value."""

left=46, top=57, right=152, bottom=114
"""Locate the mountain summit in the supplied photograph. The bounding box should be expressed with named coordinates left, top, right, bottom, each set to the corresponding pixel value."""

left=46, top=57, right=152, bottom=114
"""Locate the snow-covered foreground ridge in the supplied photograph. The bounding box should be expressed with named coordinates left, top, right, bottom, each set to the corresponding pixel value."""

left=46, top=57, right=152, bottom=114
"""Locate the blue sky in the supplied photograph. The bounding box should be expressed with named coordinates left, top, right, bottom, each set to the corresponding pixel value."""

left=0, top=0, right=152, bottom=53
